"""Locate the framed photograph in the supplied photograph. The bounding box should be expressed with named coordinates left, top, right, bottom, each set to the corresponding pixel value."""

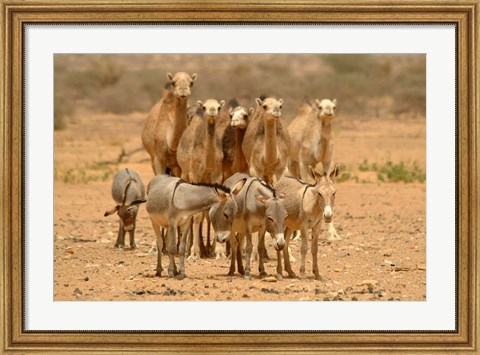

left=1, top=0, right=478, bottom=353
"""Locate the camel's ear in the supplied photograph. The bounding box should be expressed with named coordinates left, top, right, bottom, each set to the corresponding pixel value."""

left=128, top=198, right=147, bottom=207
left=191, top=73, right=197, bottom=81
left=104, top=205, right=119, bottom=217
left=255, top=195, right=267, bottom=206
left=248, top=107, right=255, bottom=116
left=231, top=178, right=247, bottom=195
left=219, top=100, right=225, bottom=109
left=315, top=99, right=321, bottom=108
left=278, top=98, right=283, bottom=105
left=308, top=166, right=323, bottom=182
left=197, top=100, right=204, bottom=109
left=228, top=107, right=234, bottom=116
left=332, top=98, right=337, bottom=105
left=167, top=72, right=174, bottom=81
left=255, top=98, right=264, bottom=107
left=215, top=188, right=228, bottom=202
left=329, top=164, right=341, bottom=181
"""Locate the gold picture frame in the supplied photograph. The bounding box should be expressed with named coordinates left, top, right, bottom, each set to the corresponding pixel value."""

left=1, top=0, right=478, bottom=353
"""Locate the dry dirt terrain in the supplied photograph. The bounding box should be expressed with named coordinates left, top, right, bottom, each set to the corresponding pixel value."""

left=54, top=110, right=426, bottom=301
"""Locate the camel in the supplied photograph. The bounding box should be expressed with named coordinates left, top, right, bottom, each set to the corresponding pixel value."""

left=176, top=99, right=226, bottom=259
left=217, top=99, right=254, bottom=180
left=146, top=174, right=245, bottom=279
left=242, top=97, right=291, bottom=185
left=142, top=72, right=197, bottom=176
left=275, top=165, right=340, bottom=280
left=288, top=98, right=337, bottom=181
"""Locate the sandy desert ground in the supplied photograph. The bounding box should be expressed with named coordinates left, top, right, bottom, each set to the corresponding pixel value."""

left=53, top=110, right=426, bottom=301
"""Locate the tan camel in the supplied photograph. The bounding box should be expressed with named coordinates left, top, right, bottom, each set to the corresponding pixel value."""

left=141, top=72, right=197, bottom=176
left=242, top=97, right=291, bottom=185
left=217, top=100, right=254, bottom=180
left=288, top=98, right=337, bottom=181
left=176, top=99, right=226, bottom=260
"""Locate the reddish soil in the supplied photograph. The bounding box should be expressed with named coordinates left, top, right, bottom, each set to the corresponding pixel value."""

left=54, top=111, right=426, bottom=301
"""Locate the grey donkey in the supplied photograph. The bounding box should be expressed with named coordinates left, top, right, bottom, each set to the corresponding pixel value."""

left=104, top=168, right=146, bottom=249
left=146, top=174, right=246, bottom=279
left=222, top=173, right=287, bottom=280
left=275, top=165, right=340, bottom=280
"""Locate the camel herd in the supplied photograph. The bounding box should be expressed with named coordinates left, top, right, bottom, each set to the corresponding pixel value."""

left=105, top=71, right=340, bottom=281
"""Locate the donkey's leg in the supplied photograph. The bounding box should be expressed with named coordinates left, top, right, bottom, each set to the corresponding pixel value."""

left=236, top=233, right=245, bottom=275
left=167, top=224, right=178, bottom=278
left=151, top=220, right=163, bottom=277
left=251, top=232, right=259, bottom=262
left=283, top=228, right=296, bottom=278
left=327, top=222, right=341, bottom=241
left=243, top=232, right=253, bottom=280
left=258, top=229, right=268, bottom=278
left=177, top=224, right=190, bottom=280
left=228, top=233, right=237, bottom=276
left=128, top=223, right=136, bottom=249
left=312, top=224, right=322, bottom=280
left=299, top=226, right=309, bottom=279
left=114, top=220, right=125, bottom=248
left=276, top=249, right=283, bottom=281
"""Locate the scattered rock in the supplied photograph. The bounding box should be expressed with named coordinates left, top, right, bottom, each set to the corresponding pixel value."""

left=85, top=264, right=100, bottom=268
left=84, top=276, right=89, bottom=281
left=334, top=268, right=342, bottom=272
left=73, top=288, right=82, bottom=296
left=359, top=279, right=378, bottom=286
left=417, top=263, right=426, bottom=270
left=261, top=276, right=277, bottom=282
left=242, top=293, right=249, bottom=298
left=315, top=288, right=322, bottom=295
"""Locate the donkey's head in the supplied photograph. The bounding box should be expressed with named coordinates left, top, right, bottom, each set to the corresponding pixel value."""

left=104, top=198, right=146, bottom=231
left=315, top=98, right=337, bottom=119
left=256, top=194, right=288, bottom=251
left=229, top=106, right=254, bottom=129
left=167, top=72, right=197, bottom=99
left=210, top=179, right=247, bottom=243
left=309, top=164, right=340, bottom=224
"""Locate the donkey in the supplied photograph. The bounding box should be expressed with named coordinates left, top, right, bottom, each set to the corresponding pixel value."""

left=275, top=165, right=340, bottom=280
left=104, top=168, right=146, bottom=249
left=221, top=173, right=287, bottom=280
left=146, top=174, right=245, bottom=279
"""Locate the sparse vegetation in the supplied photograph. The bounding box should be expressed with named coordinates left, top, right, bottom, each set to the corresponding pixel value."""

left=358, top=159, right=425, bottom=183
left=58, top=162, right=114, bottom=184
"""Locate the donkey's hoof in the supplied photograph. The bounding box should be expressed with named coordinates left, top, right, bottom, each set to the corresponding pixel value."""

left=168, top=271, right=175, bottom=278
left=298, top=274, right=307, bottom=280
left=314, top=274, right=323, bottom=281
left=227, top=270, right=235, bottom=276
left=238, top=268, right=245, bottom=276
left=259, top=272, right=268, bottom=279
left=130, top=243, right=137, bottom=249
left=276, top=274, right=284, bottom=281
left=155, top=271, right=162, bottom=277
left=175, top=273, right=187, bottom=280
left=287, top=272, right=297, bottom=279
left=187, top=254, right=200, bottom=261
left=243, top=274, right=252, bottom=280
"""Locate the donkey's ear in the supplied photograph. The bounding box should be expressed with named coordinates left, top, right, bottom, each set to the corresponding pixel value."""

left=329, top=164, right=341, bottom=181
left=129, top=198, right=147, bottom=207
left=248, top=107, right=255, bottom=116
left=255, top=195, right=267, bottom=205
left=231, top=178, right=247, bottom=195
left=215, top=188, right=228, bottom=201
left=104, top=205, right=119, bottom=217
left=255, top=98, right=263, bottom=107
left=191, top=73, right=197, bottom=81
left=167, top=72, right=174, bottom=81
left=308, top=166, right=323, bottom=181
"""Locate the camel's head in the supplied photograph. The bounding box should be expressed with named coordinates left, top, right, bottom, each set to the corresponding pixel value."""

left=309, top=164, right=340, bottom=224
left=229, top=106, right=254, bottom=129
left=167, top=72, right=197, bottom=99
left=256, top=193, right=287, bottom=251
left=197, top=99, right=225, bottom=125
left=315, top=98, right=337, bottom=119
left=256, top=97, right=283, bottom=119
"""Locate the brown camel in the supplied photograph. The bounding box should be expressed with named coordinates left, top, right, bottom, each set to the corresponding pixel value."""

left=217, top=99, right=254, bottom=181
left=242, top=97, right=291, bottom=184
left=141, top=72, right=197, bottom=176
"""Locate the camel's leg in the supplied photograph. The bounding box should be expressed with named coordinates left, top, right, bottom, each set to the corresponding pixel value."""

left=237, top=234, right=245, bottom=275
left=228, top=233, right=237, bottom=276
left=128, top=224, right=136, bottom=249
left=177, top=224, right=190, bottom=280
left=187, top=214, right=202, bottom=261
left=327, top=222, right=341, bottom=241
left=206, top=213, right=212, bottom=257
left=184, top=224, right=193, bottom=258
left=151, top=220, right=163, bottom=277
left=312, top=224, right=322, bottom=280
left=289, top=159, right=300, bottom=178
left=152, top=156, right=167, bottom=176
left=243, top=232, right=253, bottom=280
left=167, top=224, right=178, bottom=278
left=283, top=228, right=296, bottom=278
left=258, top=228, right=268, bottom=278
left=299, top=226, right=309, bottom=279
left=299, top=161, right=310, bottom=182
left=114, top=220, right=125, bottom=248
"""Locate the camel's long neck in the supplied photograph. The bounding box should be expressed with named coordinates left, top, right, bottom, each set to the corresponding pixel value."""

left=264, top=117, right=278, bottom=165
left=233, top=128, right=247, bottom=171
left=320, top=118, right=332, bottom=140
left=204, top=120, right=217, bottom=179
left=170, top=98, right=188, bottom=150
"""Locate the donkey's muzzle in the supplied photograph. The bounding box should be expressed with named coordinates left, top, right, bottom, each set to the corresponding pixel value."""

left=274, top=234, right=285, bottom=251
left=216, top=231, right=231, bottom=243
